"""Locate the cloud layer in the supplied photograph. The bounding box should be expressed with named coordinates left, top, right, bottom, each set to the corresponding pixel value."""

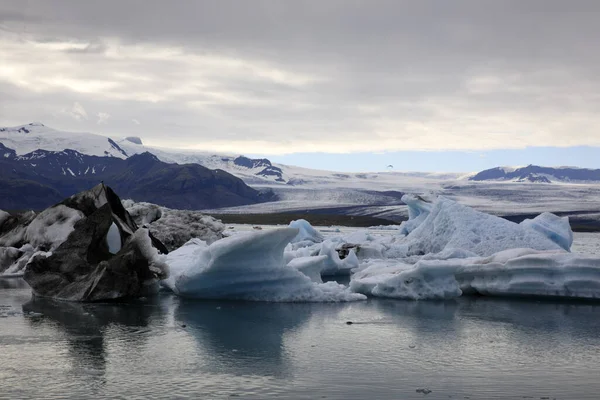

left=1, top=1, right=599, bottom=154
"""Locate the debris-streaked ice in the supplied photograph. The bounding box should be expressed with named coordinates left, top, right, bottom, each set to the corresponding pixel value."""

left=24, top=205, right=84, bottom=251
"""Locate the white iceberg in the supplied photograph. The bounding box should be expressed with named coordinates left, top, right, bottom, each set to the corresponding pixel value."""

left=289, top=219, right=324, bottom=244
left=520, top=212, right=573, bottom=251
left=318, top=240, right=359, bottom=276
left=351, top=248, right=600, bottom=300
left=344, top=194, right=600, bottom=301
left=163, top=227, right=365, bottom=302
left=287, top=255, right=328, bottom=283
left=390, top=195, right=571, bottom=258
left=399, top=194, right=433, bottom=235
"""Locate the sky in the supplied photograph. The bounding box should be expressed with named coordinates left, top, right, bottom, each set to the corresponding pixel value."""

left=1, top=1, right=600, bottom=172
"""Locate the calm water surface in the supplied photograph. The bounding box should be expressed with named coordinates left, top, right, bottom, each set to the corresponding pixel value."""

left=2, top=278, right=600, bottom=400
left=2, top=233, right=600, bottom=399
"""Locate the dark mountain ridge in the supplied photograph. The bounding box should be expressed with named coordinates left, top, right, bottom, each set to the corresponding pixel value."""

left=0, top=144, right=271, bottom=211
left=470, top=165, right=600, bottom=183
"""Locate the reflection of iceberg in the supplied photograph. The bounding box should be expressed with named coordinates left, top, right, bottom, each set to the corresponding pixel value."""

left=0, top=277, right=30, bottom=289
left=175, top=299, right=316, bottom=378
left=374, top=298, right=461, bottom=342
left=22, top=297, right=156, bottom=375
left=163, top=228, right=364, bottom=302
left=373, top=296, right=600, bottom=361
left=455, top=296, right=600, bottom=340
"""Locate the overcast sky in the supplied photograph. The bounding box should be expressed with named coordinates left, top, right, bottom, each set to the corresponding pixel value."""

left=1, top=1, right=599, bottom=171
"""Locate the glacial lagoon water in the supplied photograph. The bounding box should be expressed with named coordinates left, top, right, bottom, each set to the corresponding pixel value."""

left=1, top=232, right=600, bottom=400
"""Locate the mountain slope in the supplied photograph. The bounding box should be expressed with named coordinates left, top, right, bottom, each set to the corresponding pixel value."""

left=0, top=123, right=129, bottom=158
left=0, top=145, right=267, bottom=211
left=470, top=165, right=600, bottom=183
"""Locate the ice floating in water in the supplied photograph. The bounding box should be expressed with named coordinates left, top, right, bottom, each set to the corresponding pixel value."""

left=163, top=228, right=364, bottom=302
left=391, top=195, right=571, bottom=258
left=0, top=210, right=10, bottom=227
left=25, top=205, right=84, bottom=251
left=318, top=241, right=359, bottom=276
left=287, top=255, right=328, bottom=283
left=289, top=219, right=324, bottom=244
left=158, top=193, right=600, bottom=302
left=350, top=195, right=598, bottom=300
left=520, top=212, right=573, bottom=251
left=399, top=195, right=433, bottom=235
left=351, top=248, right=600, bottom=300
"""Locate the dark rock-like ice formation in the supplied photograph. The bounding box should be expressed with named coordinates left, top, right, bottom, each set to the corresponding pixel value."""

left=122, top=200, right=225, bottom=251
left=22, top=183, right=169, bottom=301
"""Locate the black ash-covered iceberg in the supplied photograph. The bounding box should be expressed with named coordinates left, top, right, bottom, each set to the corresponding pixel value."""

left=22, top=183, right=169, bottom=301
left=122, top=199, right=225, bottom=251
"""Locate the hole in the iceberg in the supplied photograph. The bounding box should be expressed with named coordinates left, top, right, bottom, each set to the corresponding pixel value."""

left=106, top=222, right=122, bottom=254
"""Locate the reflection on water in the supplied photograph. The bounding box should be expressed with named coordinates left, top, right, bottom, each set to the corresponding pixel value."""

left=174, top=299, right=315, bottom=378
left=2, top=283, right=600, bottom=399
left=0, top=277, right=29, bottom=289
left=22, top=297, right=158, bottom=380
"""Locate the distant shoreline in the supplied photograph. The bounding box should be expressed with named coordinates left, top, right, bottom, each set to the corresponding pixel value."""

left=5, top=208, right=599, bottom=232
left=208, top=213, right=397, bottom=228
left=209, top=212, right=600, bottom=232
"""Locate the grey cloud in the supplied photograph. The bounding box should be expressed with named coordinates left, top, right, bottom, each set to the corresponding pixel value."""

left=64, top=42, right=108, bottom=54
left=1, top=1, right=600, bottom=153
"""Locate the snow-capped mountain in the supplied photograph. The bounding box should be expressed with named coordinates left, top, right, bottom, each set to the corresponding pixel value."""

left=469, top=165, right=600, bottom=183
left=0, top=141, right=269, bottom=211
left=4, top=123, right=600, bottom=225
left=0, top=123, right=129, bottom=159
left=0, top=123, right=465, bottom=188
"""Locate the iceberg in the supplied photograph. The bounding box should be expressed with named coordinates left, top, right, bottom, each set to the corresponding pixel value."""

left=24, top=205, right=84, bottom=250
left=342, top=194, right=600, bottom=301
left=23, top=184, right=169, bottom=301
left=123, top=200, right=224, bottom=251
left=520, top=212, right=573, bottom=251
left=317, top=240, right=359, bottom=276
left=287, top=255, right=328, bottom=283
left=390, top=195, right=571, bottom=258
left=351, top=249, right=600, bottom=300
left=0, top=210, right=10, bottom=227
left=399, top=194, right=433, bottom=235
left=289, top=219, right=324, bottom=244
left=163, top=227, right=365, bottom=302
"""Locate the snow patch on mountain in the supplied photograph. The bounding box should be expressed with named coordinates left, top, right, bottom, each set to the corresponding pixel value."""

left=0, top=123, right=129, bottom=159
